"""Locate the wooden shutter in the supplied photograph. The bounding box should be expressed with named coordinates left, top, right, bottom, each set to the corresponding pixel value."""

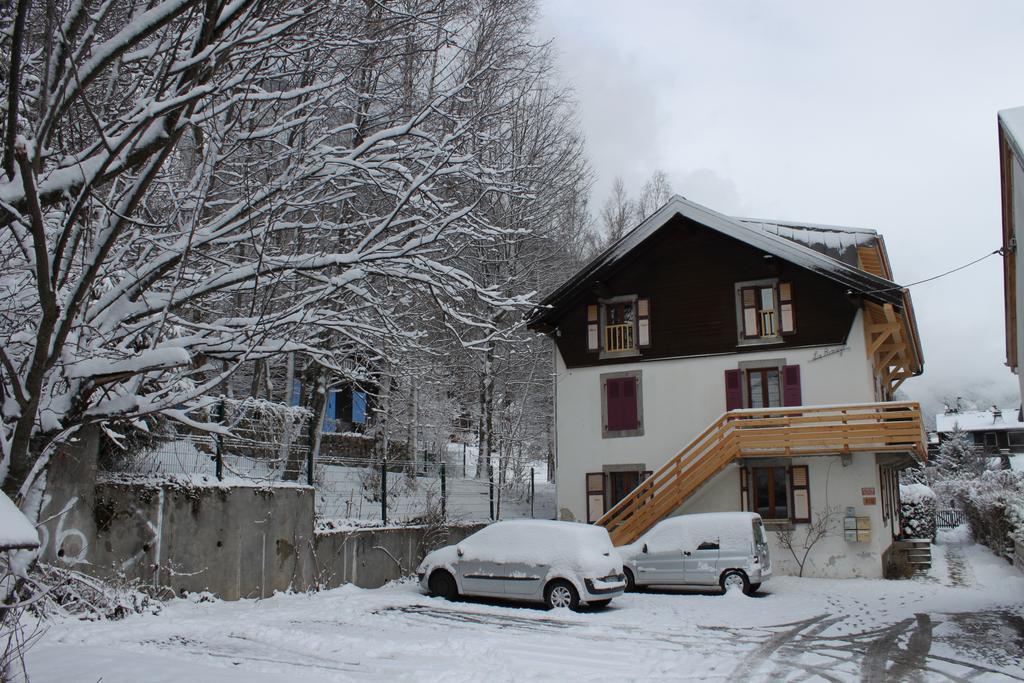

left=740, top=467, right=750, bottom=511
left=790, top=465, right=810, bottom=523
left=724, top=369, right=743, bottom=411
left=740, top=287, right=759, bottom=337
left=586, top=472, right=605, bottom=523
left=779, top=282, right=795, bottom=334
left=782, top=364, right=802, bottom=406
left=637, top=298, right=651, bottom=347
left=605, top=377, right=639, bottom=432
left=586, top=304, right=599, bottom=351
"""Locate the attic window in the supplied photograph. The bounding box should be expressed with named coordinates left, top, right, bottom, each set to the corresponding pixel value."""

left=736, top=279, right=795, bottom=343
left=586, top=295, right=650, bottom=357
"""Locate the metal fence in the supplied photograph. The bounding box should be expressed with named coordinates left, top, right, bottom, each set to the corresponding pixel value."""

left=935, top=508, right=968, bottom=529
left=314, top=454, right=537, bottom=525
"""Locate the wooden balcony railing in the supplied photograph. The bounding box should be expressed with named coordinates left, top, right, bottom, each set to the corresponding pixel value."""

left=604, top=323, right=635, bottom=352
left=595, top=401, right=926, bottom=546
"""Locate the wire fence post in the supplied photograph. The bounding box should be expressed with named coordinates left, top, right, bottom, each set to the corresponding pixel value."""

left=214, top=398, right=225, bottom=481
left=462, top=442, right=467, bottom=478
left=488, top=459, right=495, bottom=521
left=530, top=467, right=535, bottom=518
left=381, top=456, right=388, bottom=526
left=440, top=461, right=447, bottom=521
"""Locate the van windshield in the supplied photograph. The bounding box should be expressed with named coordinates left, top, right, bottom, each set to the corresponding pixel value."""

left=753, top=520, right=768, bottom=546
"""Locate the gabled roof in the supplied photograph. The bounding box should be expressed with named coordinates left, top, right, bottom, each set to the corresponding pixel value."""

left=529, top=195, right=906, bottom=328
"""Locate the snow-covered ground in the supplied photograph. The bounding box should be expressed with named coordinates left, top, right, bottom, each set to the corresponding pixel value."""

left=27, top=529, right=1024, bottom=681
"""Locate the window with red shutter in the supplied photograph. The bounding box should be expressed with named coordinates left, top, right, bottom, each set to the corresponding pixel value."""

left=724, top=369, right=743, bottom=411
left=782, top=364, right=802, bottom=406
left=601, top=372, right=643, bottom=437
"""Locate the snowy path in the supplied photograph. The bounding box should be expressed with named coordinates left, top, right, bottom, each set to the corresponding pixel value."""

left=27, top=535, right=1024, bottom=682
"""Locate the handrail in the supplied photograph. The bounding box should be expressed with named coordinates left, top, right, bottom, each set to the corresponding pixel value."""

left=596, top=401, right=926, bottom=546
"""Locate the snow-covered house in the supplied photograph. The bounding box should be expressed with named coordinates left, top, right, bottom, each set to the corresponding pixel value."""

left=999, top=107, right=1024, bottom=406
left=528, top=196, right=926, bottom=578
left=935, top=406, right=1023, bottom=468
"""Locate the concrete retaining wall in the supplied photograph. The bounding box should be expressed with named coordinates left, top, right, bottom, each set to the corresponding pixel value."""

left=42, top=479, right=316, bottom=600
left=313, top=523, right=484, bottom=589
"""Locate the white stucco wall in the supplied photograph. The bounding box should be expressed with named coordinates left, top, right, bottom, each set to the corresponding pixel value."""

left=554, top=309, right=876, bottom=524
left=676, top=455, right=890, bottom=579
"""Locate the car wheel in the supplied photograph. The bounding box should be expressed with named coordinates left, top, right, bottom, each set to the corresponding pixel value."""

left=589, top=599, right=611, bottom=609
left=623, top=568, right=638, bottom=593
left=544, top=580, right=580, bottom=611
left=749, top=582, right=761, bottom=594
left=428, top=570, right=458, bottom=601
left=719, top=570, right=750, bottom=595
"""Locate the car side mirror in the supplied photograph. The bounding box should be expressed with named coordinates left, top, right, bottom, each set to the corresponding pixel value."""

left=642, top=543, right=648, bottom=554
left=456, top=546, right=464, bottom=557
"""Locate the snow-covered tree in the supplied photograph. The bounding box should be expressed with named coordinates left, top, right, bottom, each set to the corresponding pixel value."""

left=934, top=426, right=988, bottom=479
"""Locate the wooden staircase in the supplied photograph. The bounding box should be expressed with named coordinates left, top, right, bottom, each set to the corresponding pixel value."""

left=595, top=402, right=926, bottom=546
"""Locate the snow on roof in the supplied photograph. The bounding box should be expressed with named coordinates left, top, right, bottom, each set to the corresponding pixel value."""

left=0, top=491, right=40, bottom=550
left=738, top=218, right=877, bottom=267
left=935, top=407, right=1024, bottom=433
left=529, top=195, right=905, bottom=327
left=999, top=106, right=1024, bottom=162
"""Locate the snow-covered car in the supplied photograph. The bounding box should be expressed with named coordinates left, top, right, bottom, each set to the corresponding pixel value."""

left=416, top=519, right=625, bottom=611
left=618, top=512, right=771, bottom=595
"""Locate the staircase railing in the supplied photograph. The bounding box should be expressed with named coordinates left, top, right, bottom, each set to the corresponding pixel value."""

left=596, top=401, right=925, bottom=546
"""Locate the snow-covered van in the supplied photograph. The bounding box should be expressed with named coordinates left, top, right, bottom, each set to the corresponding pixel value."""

left=617, top=512, right=771, bottom=595
left=417, top=519, right=625, bottom=611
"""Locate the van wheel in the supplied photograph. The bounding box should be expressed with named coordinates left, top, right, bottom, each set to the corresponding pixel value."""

left=623, top=568, right=638, bottom=592
left=545, top=580, right=580, bottom=611
left=589, top=599, right=611, bottom=609
left=749, top=582, right=761, bottom=594
left=719, top=570, right=750, bottom=595
left=428, top=570, right=458, bottom=601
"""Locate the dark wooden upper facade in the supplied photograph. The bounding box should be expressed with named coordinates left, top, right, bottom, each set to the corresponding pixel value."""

left=543, top=215, right=862, bottom=369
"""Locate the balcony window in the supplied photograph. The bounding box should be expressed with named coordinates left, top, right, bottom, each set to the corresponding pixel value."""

left=736, top=279, right=795, bottom=344
left=586, top=296, right=650, bottom=357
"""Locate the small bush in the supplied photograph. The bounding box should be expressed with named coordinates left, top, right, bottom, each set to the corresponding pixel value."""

left=940, top=470, right=1024, bottom=557
left=899, top=483, right=936, bottom=540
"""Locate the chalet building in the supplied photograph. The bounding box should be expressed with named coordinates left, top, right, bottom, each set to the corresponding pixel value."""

left=999, top=107, right=1024, bottom=406
left=528, top=196, right=926, bottom=579
left=935, top=406, right=1023, bottom=470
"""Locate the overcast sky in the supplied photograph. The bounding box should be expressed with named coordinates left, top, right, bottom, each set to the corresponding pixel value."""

left=537, top=0, right=1024, bottom=409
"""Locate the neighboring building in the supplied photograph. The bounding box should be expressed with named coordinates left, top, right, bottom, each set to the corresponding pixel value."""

left=999, top=107, right=1024, bottom=405
left=935, top=405, right=1023, bottom=470
left=528, top=196, right=926, bottom=579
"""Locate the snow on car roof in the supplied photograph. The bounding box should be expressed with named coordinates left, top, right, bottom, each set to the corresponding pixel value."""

left=460, top=520, right=617, bottom=575
left=935, top=407, right=1024, bottom=433
left=0, top=491, right=40, bottom=550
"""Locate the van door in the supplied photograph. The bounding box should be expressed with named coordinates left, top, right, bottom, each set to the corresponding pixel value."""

left=682, top=539, right=721, bottom=586
left=458, top=560, right=507, bottom=596
left=635, top=544, right=685, bottom=585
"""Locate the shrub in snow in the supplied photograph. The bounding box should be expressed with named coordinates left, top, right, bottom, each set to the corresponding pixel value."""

left=942, top=470, right=1024, bottom=558
left=899, top=484, right=936, bottom=540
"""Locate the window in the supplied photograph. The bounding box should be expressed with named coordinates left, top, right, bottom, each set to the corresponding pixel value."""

left=747, top=368, right=782, bottom=409
left=724, top=364, right=801, bottom=410
left=601, top=371, right=643, bottom=438
left=585, top=296, right=651, bottom=355
left=586, top=467, right=652, bottom=523
left=752, top=466, right=789, bottom=519
left=983, top=432, right=999, bottom=449
left=1009, top=432, right=1024, bottom=447
left=742, top=464, right=811, bottom=523
left=736, top=280, right=795, bottom=342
